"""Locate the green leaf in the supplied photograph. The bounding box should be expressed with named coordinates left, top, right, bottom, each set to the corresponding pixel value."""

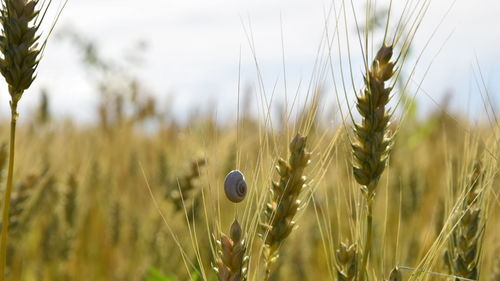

left=146, top=268, right=177, bottom=281
left=190, top=270, right=200, bottom=281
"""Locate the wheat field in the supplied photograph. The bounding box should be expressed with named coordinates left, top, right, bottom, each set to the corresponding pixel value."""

left=0, top=1, right=498, bottom=281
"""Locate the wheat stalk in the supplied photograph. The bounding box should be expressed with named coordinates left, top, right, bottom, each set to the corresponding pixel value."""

left=352, top=44, right=395, bottom=281
left=63, top=174, right=78, bottom=229
left=0, top=0, right=63, bottom=278
left=260, top=133, right=311, bottom=280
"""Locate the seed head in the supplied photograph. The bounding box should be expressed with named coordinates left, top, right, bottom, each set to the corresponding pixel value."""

left=352, top=44, right=395, bottom=196
left=0, top=0, right=44, bottom=102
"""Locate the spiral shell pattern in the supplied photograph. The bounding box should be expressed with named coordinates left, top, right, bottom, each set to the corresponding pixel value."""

left=224, top=170, right=247, bottom=203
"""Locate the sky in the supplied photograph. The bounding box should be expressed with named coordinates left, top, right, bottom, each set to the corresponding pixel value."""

left=0, top=0, right=498, bottom=124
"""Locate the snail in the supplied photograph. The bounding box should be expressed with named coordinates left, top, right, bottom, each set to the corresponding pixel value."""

left=224, top=170, right=247, bottom=203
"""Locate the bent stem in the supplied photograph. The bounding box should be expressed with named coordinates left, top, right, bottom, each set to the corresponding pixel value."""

left=0, top=100, right=19, bottom=281
left=359, top=185, right=375, bottom=281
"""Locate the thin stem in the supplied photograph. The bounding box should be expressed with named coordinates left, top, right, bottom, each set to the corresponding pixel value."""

left=0, top=100, right=18, bottom=281
left=358, top=189, right=375, bottom=281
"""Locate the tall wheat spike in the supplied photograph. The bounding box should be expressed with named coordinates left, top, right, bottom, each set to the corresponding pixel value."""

left=260, top=134, right=311, bottom=280
left=352, top=44, right=395, bottom=281
left=0, top=0, right=62, bottom=278
left=352, top=44, right=394, bottom=196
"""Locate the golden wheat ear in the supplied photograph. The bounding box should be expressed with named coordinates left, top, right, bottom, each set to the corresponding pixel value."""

left=352, top=44, right=395, bottom=197
left=214, top=219, right=248, bottom=281
left=336, top=241, right=358, bottom=281
left=352, top=44, right=396, bottom=281
left=260, top=133, right=311, bottom=280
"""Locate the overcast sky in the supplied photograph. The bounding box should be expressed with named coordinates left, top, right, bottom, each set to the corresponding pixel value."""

left=1, top=0, right=498, bottom=123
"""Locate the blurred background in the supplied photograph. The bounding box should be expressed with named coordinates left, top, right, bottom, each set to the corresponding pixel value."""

left=0, top=1, right=498, bottom=281
left=0, top=0, right=497, bottom=123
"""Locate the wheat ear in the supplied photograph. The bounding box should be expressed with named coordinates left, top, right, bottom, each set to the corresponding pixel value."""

left=167, top=158, right=206, bottom=221
left=444, top=162, right=485, bottom=281
left=260, top=134, right=311, bottom=280
left=336, top=241, right=358, bottom=281
left=352, top=44, right=395, bottom=281
left=215, top=219, right=248, bottom=281
left=2, top=175, right=38, bottom=237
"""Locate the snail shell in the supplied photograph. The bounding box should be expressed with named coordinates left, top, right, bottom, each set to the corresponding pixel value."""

left=224, top=170, right=247, bottom=203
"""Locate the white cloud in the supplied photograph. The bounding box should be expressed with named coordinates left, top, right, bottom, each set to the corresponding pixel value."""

left=4, top=0, right=496, bottom=122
